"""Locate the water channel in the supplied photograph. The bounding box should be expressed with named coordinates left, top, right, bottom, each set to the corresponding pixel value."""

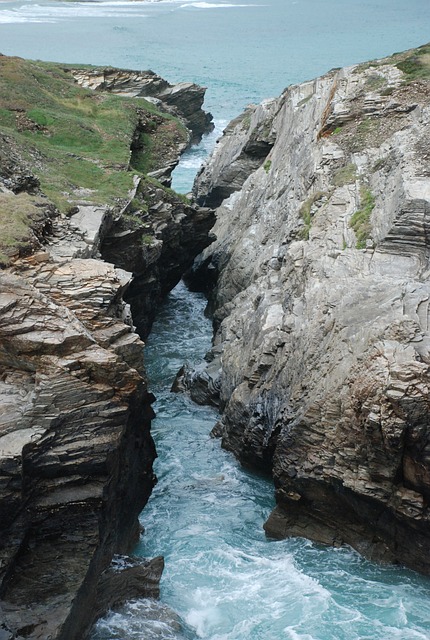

left=92, top=282, right=430, bottom=640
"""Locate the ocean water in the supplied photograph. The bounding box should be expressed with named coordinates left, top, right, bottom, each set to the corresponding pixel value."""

left=2, top=1, right=430, bottom=637
left=1, top=0, right=430, bottom=189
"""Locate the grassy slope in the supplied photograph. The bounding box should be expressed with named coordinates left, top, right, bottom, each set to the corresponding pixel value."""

left=0, top=56, right=188, bottom=264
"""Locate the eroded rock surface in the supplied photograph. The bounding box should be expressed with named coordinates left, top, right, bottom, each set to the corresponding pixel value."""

left=190, top=46, right=430, bottom=573
left=0, top=242, right=157, bottom=639
left=0, top=58, right=216, bottom=638
left=193, top=101, right=277, bottom=208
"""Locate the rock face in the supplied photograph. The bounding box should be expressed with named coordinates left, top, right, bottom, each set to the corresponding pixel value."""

left=191, top=46, right=430, bottom=573
left=0, top=202, right=160, bottom=638
left=193, top=102, right=277, bottom=208
left=70, top=67, right=214, bottom=143
left=102, top=177, right=215, bottom=338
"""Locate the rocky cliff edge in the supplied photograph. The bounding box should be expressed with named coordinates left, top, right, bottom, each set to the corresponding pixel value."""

left=191, top=44, right=430, bottom=573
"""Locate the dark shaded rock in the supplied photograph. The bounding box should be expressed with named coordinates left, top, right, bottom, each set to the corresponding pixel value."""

left=94, top=556, right=164, bottom=620
left=101, top=177, right=215, bottom=338
left=0, top=265, right=156, bottom=639
left=171, top=356, right=221, bottom=408
left=0, top=134, right=40, bottom=195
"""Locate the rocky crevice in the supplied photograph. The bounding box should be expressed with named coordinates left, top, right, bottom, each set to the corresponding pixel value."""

left=101, top=176, right=215, bottom=338
left=193, top=101, right=277, bottom=208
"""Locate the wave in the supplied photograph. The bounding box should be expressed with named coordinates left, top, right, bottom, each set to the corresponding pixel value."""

left=179, top=2, right=261, bottom=7
left=0, top=1, right=150, bottom=23
left=0, top=0, right=260, bottom=25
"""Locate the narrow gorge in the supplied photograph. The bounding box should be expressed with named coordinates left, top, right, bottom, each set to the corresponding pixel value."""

left=1, top=42, right=430, bottom=640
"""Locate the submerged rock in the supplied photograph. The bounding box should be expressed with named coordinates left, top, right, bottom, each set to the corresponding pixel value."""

left=189, top=44, right=430, bottom=573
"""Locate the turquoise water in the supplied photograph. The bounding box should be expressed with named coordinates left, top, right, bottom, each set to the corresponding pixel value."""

left=1, top=0, right=430, bottom=189
left=91, top=282, right=430, bottom=640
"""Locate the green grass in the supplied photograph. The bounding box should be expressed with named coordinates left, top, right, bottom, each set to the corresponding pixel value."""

left=299, top=191, right=327, bottom=240
left=0, top=57, right=187, bottom=209
left=297, top=95, right=312, bottom=107
left=396, top=45, right=430, bottom=80
left=263, top=159, right=272, bottom=173
left=0, top=55, right=190, bottom=262
left=351, top=43, right=430, bottom=87
left=333, top=163, right=357, bottom=187
left=0, top=193, right=48, bottom=265
left=364, top=73, right=387, bottom=91
left=350, top=187, right=375, bottom=249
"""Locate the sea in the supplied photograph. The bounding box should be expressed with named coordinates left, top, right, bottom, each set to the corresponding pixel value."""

left=1, top=1, right=430, bottom=638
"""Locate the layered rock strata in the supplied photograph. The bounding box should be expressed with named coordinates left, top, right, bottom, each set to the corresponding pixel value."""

left=0, top=230, right=159, bottom=638
left=70, top=67, right=214, bottom=143
left=191, top=46, right=430, bottom=573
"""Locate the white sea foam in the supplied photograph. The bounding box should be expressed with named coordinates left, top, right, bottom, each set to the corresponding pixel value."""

left=180, top=2, right=258, bottom=8
left=0, top=0, right=150, bottom=23
left=0, top=0, right=263, bottom=23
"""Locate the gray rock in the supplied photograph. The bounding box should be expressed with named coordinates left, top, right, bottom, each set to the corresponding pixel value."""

left=190, top=47, right=430, bottom=573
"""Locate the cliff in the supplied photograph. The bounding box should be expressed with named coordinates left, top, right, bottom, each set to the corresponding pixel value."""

left=191, top=44, right=430, bottom=573
left=70, top=67, right=214, bottom=144
left=0, top=56, right=213, bottom=638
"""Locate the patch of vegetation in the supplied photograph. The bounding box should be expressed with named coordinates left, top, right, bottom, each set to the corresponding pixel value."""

left=0, top=56, right=187, bottom=214
left=299, top=191, right=327, bottom=240
left=348, top=117, right=379, bottom=153
left=129, top=175, right=191, bottom=224
left=0, top=193, right=48, bottom=265
left=332, top=126, right=343, bottom=135
left=353, top=62, right=379, bottom=74
left=130, top=117, right=188, bottom=175
left=263, top=159, right=272, bottom=173
left=396, top=44, right=430, bottom=80
left=297, top=95, right=312, bottom=107
left=349, top=186, right=375, bottom=249
left=27, top=108, right=55, bottom=127
left=333, top=163, right=357, bottom=187
left=241, top=113, right=252, bottom=130
left=357, top=118, right=377, bottom=136
left=164, top=186, right=190, bottom=205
